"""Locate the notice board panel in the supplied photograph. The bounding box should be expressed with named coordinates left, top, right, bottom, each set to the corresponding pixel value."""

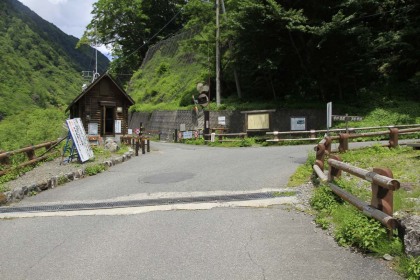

left=247, top=113, right=270, bottom=130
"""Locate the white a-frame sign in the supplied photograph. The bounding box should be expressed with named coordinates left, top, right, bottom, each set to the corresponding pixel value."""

left=66, top=118, right=94, bottom=162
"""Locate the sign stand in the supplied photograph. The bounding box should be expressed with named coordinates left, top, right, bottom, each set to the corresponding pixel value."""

left=62, top=118, right=94, bottom=164
left=61, top=131, right=78, bottom=164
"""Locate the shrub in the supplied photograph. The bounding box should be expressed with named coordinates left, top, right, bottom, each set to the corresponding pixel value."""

left=85, top=164, right=107, bottom=176
left=334, top=207, right=387, bottom=252
left=309, top=186, right=340, bottom=213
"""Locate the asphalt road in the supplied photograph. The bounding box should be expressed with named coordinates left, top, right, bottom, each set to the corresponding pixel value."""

left=0, top=142, right=401, bottom=279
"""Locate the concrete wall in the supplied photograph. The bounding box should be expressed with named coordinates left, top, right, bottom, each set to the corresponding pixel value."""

left=129, top=109, right=327, bottom=141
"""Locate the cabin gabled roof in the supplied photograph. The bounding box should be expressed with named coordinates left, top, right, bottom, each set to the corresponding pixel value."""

left=66, top=72, right=134, bottom=112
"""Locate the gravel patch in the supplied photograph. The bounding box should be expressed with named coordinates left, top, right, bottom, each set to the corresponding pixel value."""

left=1, top=150, right=134, bottom=205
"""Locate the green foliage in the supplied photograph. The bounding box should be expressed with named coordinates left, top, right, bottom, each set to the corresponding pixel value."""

left=310, top=186, right=340, bottom=213
left=399, top=256, right=420, bottom=280
left=91, top=146, right=111, bottom=159
left=183, top=138, right=205, bottom=145
left=128, top=29, right=209, bottom=110
left=314, top=216, right=331, bottom=230
left=121, top=0, right=419, bottom=107
left=334, top=207, right=387, bottom=251
left=0, top=108, right=66, bottom=151
left=82, top=0, right=184, bottom=84
left=84, top=164, right=107, bottom=176
left=0, top=165, right=34, bottom=190
left=0, top=0, right=109, bottom=118
left=57, top=175, right=69, bottom=186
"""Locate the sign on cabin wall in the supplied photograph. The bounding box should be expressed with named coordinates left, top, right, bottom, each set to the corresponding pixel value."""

left=88, top=123, right=98, bottom=135
left=66, top=118, right=94, bottom=162
left=247, top=113, right=270, bottom=130
left=115, top=120, right=122, bottom=134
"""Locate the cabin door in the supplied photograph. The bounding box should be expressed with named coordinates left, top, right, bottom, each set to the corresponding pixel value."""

left=103, top=106, right=115, bottom=135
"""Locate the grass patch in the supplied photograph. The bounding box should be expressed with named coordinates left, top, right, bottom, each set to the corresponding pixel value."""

left=84, top=164, right=107, bottom=176
left=288, top=152, right=316, bottom=187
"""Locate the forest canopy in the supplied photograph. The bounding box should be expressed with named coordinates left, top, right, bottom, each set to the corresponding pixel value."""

left=81, top=0, right=420, bottom=105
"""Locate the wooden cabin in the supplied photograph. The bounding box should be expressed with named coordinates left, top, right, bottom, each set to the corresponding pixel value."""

left=66, top=73, right=135, bottom=141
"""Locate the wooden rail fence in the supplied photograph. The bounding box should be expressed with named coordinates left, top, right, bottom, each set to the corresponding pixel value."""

left=313, top=155, right=401, bottom=234
left=267, top=124, right=420, bottom=143
left=0, top=139, right=64, bottom=176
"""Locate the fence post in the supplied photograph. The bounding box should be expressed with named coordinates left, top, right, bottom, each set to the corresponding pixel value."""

left=315, top=143, right=325, bottom=171
left=310, top=129, right=316, bottom=139
left=147, top=139, right=150, bottom=153
left=325, top=136, right=332, bottom=154
left=338, top=133, right=349, bottom=152
left=389, top=127, right=399, bottom=148
left=371, top=168, right=395, bottom=217
left=328, top=155, right=342, bottom=182
left=26, top=148, right=35, bottom=160
left=135, top=138, right=139, bottom=156
left=141, top=138, right=146, bottom=154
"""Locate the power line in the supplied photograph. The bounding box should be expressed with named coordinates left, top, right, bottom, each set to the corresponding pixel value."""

left=109, top=8, right=183, bottom=72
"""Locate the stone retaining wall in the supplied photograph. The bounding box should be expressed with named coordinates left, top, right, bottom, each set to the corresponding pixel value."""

left=129, top=109, right=327, bottom=141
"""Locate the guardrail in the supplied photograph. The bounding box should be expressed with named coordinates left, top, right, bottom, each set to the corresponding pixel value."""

left=313, top=154, right=400, bottom=233
left=0, top=139, right=64, bottom=176
left=266, top=124, right=420, bottom=143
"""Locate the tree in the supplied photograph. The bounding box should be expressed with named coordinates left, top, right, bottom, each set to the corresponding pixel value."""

left=80, top=0, right=186, bottom=84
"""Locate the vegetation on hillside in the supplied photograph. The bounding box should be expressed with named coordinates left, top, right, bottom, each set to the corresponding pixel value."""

left=0, top=0, right=109, bottom=119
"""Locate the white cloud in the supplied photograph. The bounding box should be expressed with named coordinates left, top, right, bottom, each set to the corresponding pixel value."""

left=18, top=0, right=96, bottom=38
left=18, top=0, right=113, bottom=59
left=48, top=0, right=68, bottom=4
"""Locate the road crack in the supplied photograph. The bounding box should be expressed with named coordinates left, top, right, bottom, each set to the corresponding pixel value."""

left=23, top=239, right=66, bottom=279
left=244, top=229, right=267, bottom=280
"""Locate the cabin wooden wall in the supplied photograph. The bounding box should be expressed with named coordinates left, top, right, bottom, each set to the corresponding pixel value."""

left=70, top=77, right=130, bottom=136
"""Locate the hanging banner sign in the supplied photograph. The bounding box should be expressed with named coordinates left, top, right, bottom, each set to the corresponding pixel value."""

left=66, top=118, right=94, bottom=162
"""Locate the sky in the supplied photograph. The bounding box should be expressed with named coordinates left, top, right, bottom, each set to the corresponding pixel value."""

left=18, top=0, right=111, bottom=58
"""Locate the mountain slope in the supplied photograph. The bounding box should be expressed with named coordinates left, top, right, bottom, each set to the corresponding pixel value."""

left=0, top=0, right=109, bottom=118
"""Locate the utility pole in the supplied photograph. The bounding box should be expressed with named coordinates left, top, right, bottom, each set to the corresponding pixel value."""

left=215, top=0, right=221, bottom=106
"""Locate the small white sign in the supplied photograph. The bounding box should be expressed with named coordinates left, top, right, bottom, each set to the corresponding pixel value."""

left=218, top=116, right=226, bottom=126
left=291, top=117, right=306, bottom=131
left=327, top=102, right=332, bottom=128
left=88, top=123, right=98, bottom=135
left=180, top=124, right=186, bottom=132
left=128, top=129, right=133, bottom=135
left=115, top=120, right=122, bottom=134
left=183, top=131, right=193, bottom=139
